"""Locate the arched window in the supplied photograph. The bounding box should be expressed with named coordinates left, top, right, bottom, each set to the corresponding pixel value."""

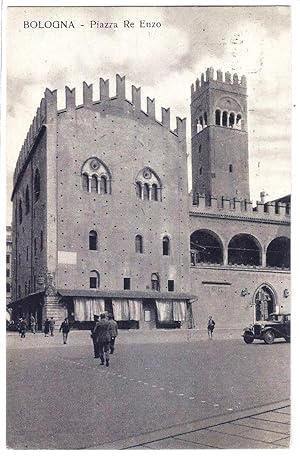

left=162, top=236, right=170, bottom=256
left=135, top=168, right=162, bottom=201
left=215, top=110, right=221, bottom=126
left=89, top=230, right=97, bottom=251
left=6, top=283, right=11, bottom=293
left=25, top=186, right=30, bottom=214
left=82, top=174, right=89, bottom=192
left=90, top=270, right=100, bottom=289
left=19, top=200, right=23, bottom=225
left=228, top=234, right=261, bottom=266
left=266, top=237, right=290, bottom=269
left=81, top=158, right=111, bottom=195
left=204, top=112, right=208, bottom=127
left=222, top=111, right=228, bottom=127
left=136, top=182, right=142, bottom=198
left=151, top=184, right=158, bottom=201
left=190, top=230, right=223, bottom=265
left=151, top=273, right=160, bottom=291
left=144, top=183, right=150, bottom=200
left=91, top=175, right=98, bottom=193
left=229, top=112, right=235, bottom=128
left=135, top=235, right=143, bottom=254
left=100, top=176, right=107, bottom=195
left=34, top=169, right=40, bottom=202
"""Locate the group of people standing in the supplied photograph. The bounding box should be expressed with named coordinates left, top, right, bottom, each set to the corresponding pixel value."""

left=43, top=317, right=56, bottom=337
left=17, top=315, right=36, bottom=337
left=91, top=313, right=118, bottom=367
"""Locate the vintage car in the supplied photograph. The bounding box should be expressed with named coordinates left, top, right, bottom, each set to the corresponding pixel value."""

left=242, top=313, right=290, bottom=344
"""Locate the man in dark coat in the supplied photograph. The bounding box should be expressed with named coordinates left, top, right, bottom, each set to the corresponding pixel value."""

left=91, top=314, right=100, bottom=358
left=59, top=318, right=71, bottom=344
left=93, top=313, right=111, bottom=366
left=207, top=316, right=216, bottom=339
left=108, top=314, right=118, bottom=354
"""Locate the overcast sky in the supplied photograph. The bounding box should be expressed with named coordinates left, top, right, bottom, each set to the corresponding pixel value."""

left=6, top=5, right=291, bottom=222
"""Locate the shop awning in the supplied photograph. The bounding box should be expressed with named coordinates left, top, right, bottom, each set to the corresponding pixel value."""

left=58, top=289, right=197, bottom=301
left=6, top=292, right=44, bottom=309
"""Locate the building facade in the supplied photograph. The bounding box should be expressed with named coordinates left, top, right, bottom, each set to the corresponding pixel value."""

left=6, top=226, right=12, bottom=306
left=10, top=69, right=290, bottom=331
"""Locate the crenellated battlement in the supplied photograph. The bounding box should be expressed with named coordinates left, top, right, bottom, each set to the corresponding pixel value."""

left=191, top=67, right=247, bottom=100
left=12, top=74, right=186, bottom=192
left=190, top=193, right=291, bottom=222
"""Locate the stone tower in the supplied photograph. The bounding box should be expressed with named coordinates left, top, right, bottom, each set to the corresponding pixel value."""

left=191, top=67, right=250, bottom=202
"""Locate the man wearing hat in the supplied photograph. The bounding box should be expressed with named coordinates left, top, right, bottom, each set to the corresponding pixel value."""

left=93, top=313, right=111, bottom=366
left=91, top=314, right=100, bottom=358
left=108, top=313, right=118, bottom=354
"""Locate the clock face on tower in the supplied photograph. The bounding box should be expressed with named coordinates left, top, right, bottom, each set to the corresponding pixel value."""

left=143, top=169, right=152, bottom=179
left=90, top=159, right=100, bottom=171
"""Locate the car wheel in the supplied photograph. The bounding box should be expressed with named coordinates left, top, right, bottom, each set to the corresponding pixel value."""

left=243, top=334, right=254, bottom=344
left=263, top=330, right=275, bottom=344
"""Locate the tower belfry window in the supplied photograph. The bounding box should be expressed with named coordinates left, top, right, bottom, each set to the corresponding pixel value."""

left=229, top=112, right=235, bottom=128
left=215, top=110, right=221, bottom=126
left=222, top=111, right=228, bottom=127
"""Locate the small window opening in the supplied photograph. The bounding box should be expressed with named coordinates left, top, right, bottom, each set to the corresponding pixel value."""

left=124, top=278, right=131, bottom=290
left=163, top=236, right=170, bottom=256
left=151, top=273, right=160, bottom=291
left=222, top=111, right=228, bottom=127
left=135, top=235, right=143, bottom=254
left=215, top=110, right=221, bottom=126
left=89, top=230, right=97, bottom=250
left=168, top=280, right=175, bottom=292
left=229, top=112, right=235, bottom=128
left=229, top=164, right=233, bottom=173
left=90, top=270, right=100, bottom=289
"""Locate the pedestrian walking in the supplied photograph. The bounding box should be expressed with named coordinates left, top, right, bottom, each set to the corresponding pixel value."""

left=91, top=314, right=100, bottom=358
left=108, top=313, right=118, bottom=354
left=49, top=317, right=55, bottom=336
left=207, top=315, right=216, bottom=339
left=44, top=318, right=50, bottom=337
left=93, top=313, right=111, bottom=367
left=30, top=315, right=36, bottom=334
left=17, top=318, right=23, bottom=336
left=19, top=318, right=27, bottom=338
left=59, top=318, right=71, bottom=344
